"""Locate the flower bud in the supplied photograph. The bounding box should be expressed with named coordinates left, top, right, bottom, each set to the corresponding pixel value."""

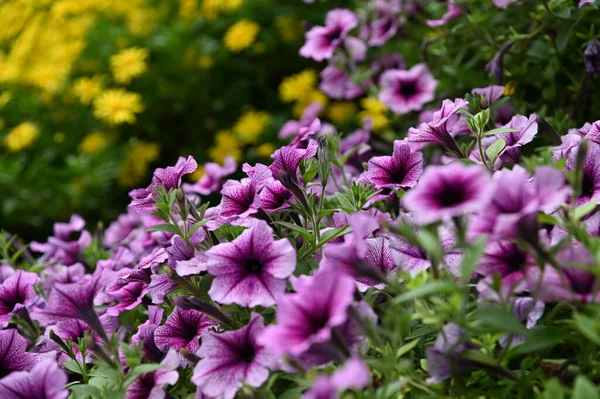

left=584, top=40, right=600, bottom=74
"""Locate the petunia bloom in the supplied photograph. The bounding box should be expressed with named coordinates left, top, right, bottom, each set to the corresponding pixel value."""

left=319, top=66, right=363, bottom=100
left=471, top=85, right=505, bottom=108
left=362, top=140, right=423, bottom=189
left=219, top=164, right=273, bottom=220
left=183, top=156, right=237, bottom=196
left=132, top=306, right=165, bottom=362
left=206, top=220, right=296, bottom=307
left=126, top=350, right=179, bottom=399
left=167, top=231, right=208, bottom=277
left=426, top=323, right=477, bottom=384
left=585, top=40, right=600, bottom=74
left=0, top=359, right=68, bottom=399
left=30, top=214, right=92, bottom=266
left=192, top=314, right=278, bottom=399
left=304, top=357, right=370, bottom=399
left=0, top=329, right=37, bottom=377
left=0, top=270, right=39, bottom=327
left=402, top=163, right=494, bottom=225
left=300, top=9, right=358, bottom=61
left=378, top=64, right=438, bottom=115
left=426, top=0, right=461, bottom=27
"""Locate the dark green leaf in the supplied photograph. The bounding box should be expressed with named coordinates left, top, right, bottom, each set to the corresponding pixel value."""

left=573, top=313, right=600, bottom=345
left=393, top=281, right=456, bottom=304
left=472, top=306, right=527, bottom=335
left=146, top=223, right=181, bottom=234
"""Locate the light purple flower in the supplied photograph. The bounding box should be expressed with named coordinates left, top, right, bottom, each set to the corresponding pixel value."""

left=378, top=64, right=438, bottom=115
left=426, top=323, right=477, bottom=384
left=580, top=0, right=596, bottom=7
left=299, top=9, right=358, bottom=61
left=495, top=114, right=538, bottom=164
left=126, top=349, right=180, bottom=399
left=552, top=132, right=583, bottom=162
left=154, top=306, right=218, bottom=360
left=584, top=121, right=600, bottom=144
left=167, top=232, right=208, bottom=277
left=304, top=357, right=370, bottom=399
left=132, top=306, right=165, bottom=362
left=0, top=270, right=39, bottom=327
left=279, top=103, right=323, bottom=139
left=564, top=142, right=600, bottom=206
left=493, top=0, right=518, bottom=8
left=192, top=314, right=278, bottom=399
left=362, top=141, right=423, bottom=189
left=260, top=180, right=294, bottom=212
left=471, top=85, right=505, bottom=107
left=426, top=0, right=461, bottom=27
left=402, top=163, right=494, bottom=225
left=184, top=156, right=237, bottom=196
left=105, top=279, right=148, bottom=316
left=206, top=220, right=296, bottom=307
left=485, top=41, right=515, bottom=85
left=0, top=264, right=14, bottom=284
left=512, top=297, right=544, bottom=330
left=30, top=214, right=92, bottom=266
left=319, top=66, right=363, bottom=100
left=0, top=359, right=68, bottom=399
left=0, top=329, right=37, bottom=377
left=54, top=313, right=118, bottom=361
left=270, top=141, right=318, bottom=182
left=149, top=274, right=178, bottom=305
left=585, top=40, right=600, bottom=74
left=368, top=16, right=398, bottom=46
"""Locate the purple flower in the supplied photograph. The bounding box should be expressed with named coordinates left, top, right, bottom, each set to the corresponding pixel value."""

left=0, top=359, right=68, bottom=399
left=299, top=9, right=358, bottom=61
left=304, top=357, right=370, bottom=399
left=270, top=142, right=318, bottom=182
left=585, top=40, right=600, bottom=74
left=362, top=141, right=423, bottom=189
left=219, top=164, right=273, bottom=220
left=425, top=323, right=477, bottom=384
left=406, top=98, right=467, bottom=154
left=471, top=85, right=505, bottom=108
left=564, top=142, right=600, bottom=206
left=0, top=329, right=37, bottom=377
left=183, top=156, right=237, bottom=196
left=426, top=0, right=461, bottom=27
left=511, top=297, right=544, bottom=329
left=585, top=121, right=600, bottom=145
left=355, top=237, right=400, bottom=291
left=368, top=16, right=398, bottom=46
left=206, top=220, right=296, bottom=307
left=54, top=314, right=118, bottom=361
left=149, top=274, right=178, bottom=305
left=192, top=314, right=278, bottom=399
left=260, top=180, right=294, bottom=212
left=493, top=0, right=518, bottom=8
left=0, top=270, right=39, bottom=327
left=167, top=232, right=208, bottom=277
left=402, top=163, right=494, bottom=225
left=279, top=103, right=323, bottom=139
left=154, top=306, right=218, bottom=361
left=378, top=64, right=438, bottom=115
left=580, top=0, right=596, bottom=7
left=105, top=279, right=148, bottom=316
left=126, top=350, right=179, bottom=399
left=30, top=214, right=92, bottom=266
left=482, top=114, right=538, bottom=165
left=257, top=270, right=356, bottom=357
left=0, top=264, right=14, bottom=284
left=485, top=41, right=515, bottom=85
left=319, top=66, right=363, bottom=100
left=132, top=306, right=165, bottom=362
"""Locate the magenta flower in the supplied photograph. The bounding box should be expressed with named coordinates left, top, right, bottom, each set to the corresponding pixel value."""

left=362, top=140, right=423, bottom=190
left=219, top=164, right=272, bottom=220
left=54, top=314, right=118, bottom=362
left=585, top=121, right=600, bottom=145
left=426, top=323, right=477, bottom=384
left=260, top=180, right=294, bottom=212
left=493, top=114, right=538, bottom=164
left=564, top=142, right=600, bottom=206
left=304, top=357, right=370, bottom=399
left=154, top=306, right=218, bottom=360
left=406, top=98, right=467, bottom=154
left=299, top=9, right=358, bottom=61
left=183, top=156, right=237, bottom=196
left=167, top=233, right=208, bottom=277
left=355, top=237, right=400, bottom=291
left=126, top=350, right=179, bottom=399
left=426, top=0, right=461, bottom=27
left=0, top=359, right=68, bottom=399
left=471, top=85, right=505, bottom=107
left=30, top=214, right=92, bottom=266
left=378, top=64, right=438, bottom=115
left=493, top=0, right=518, bottom=8
left=105, top=279, right=148, bottom=316
left=257, top=270, right=356, bottom=357
left=319, top=66, right=363, bottom=100
left=402, top=163, right=494, bottom=225
left=279, top=103, right=323, bottom=139
left=132, top=306, right=165, bottom=362
left=0, top=270, right=39, bottom=327
left=206, top=220, right=296, bottom=307
left=270, top=141, right=317, bottom=182
left=368, top=16, right=397, bottom=46
left=192, top=314, right=278, bottom=399
left=0, top=329, right=37, bottom=377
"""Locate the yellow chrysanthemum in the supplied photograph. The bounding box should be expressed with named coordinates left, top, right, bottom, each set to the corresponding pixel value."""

left=279, top=69, right=318, bottom=103
left=190, top=165, right=205, bottom=182
left=234, top=110, right=270, bottom=144
left=118, top=141, right=160, bottom=187
left=208, top=130, right=243, bottom=163
left=292, top=90, right=328, bottom=119
left=198, top=54, right=215, bottom=69
left=73, top=75, right=105, bottom=104
left=126, top=8, right=159, bottom=37
left=327, top=102, right=357, bottom=125
left=110, top=47, right=149, bottom=84
left=179, top=0, right=199, bottom=20
left=4, top=122, right=40, bottom=152
left=94, top=89, right=144, bottom=125
left=78, top=131, right=107, bottom=154
left=256, top=143, right=275, bottom=158
left=223, top=19, right=259, bottom=53
left=275, top=16, right=303, bottom=43
left=359, top=98, right=389, bottom=132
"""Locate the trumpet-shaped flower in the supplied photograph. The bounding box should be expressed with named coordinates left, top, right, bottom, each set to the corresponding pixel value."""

left=378, top=64, right=437, bottom=115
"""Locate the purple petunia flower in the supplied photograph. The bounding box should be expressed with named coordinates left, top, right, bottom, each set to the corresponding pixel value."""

left=126, top=349, right=180, bottom=399
left=585, top=40, right=600, bottom=74
left=0, top=270, right=39, bottom=327
left=471, top=85, right=505, bottom=108
left=219, top=164, right=273, bottom=221
left=154, top=306, right=218, bottom=362
left=378, top=64, right=438, bottom=115
left=105, top=278, right=148, bottom=316
left=0, top=329, right=37, bottom=377
left=279, top=103, right=323, bottom=139
left=498, top=297, right=544, bottom=347
left=493, top=0, right=518, bottom=8
left=402, top=163, right=494, bottom=225
left=406, top=98, right=467, bottom=155
left=362, top=140, right=423, bottom=190
left=304, top=357, right=370, bottom=399
left=319, top=66, right=364, bottom=100
left=183, top=156, right=237, bottom=196
left=426, top=323, right=477, bottom=384
left=270, top=141, right=318, bottom=183
left=580, top=0, right=596, bottom=8
left=0, top=359, right=68, bottom=399
left=485, top=41, right=515, bottom=85
left=206, top=220, right=296, bottom=307
left=564, top=142, right=600, bottom=206
left=54, top=313, right=119, bottom=362
left=260, top=180, right=294, bottom=212
left=132, top=306, right=165, bottom=362
left=300, top=9, right=358, bottom=61
left=368, top=16, right=398, bottom=46
left=426, top=0, right=461, bottom=27
left=148, top=274, right=178, bottom=305
left=192, top=314, right=278, bottom=399
left=167, top=231, right=208, bottom=277
left=30, top=214, right=92, bottom=266
left=585, top=121, right=600, bottom=145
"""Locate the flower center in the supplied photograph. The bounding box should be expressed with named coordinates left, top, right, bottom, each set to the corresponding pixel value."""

left=581, top=172, right=595, bottom=198
left=563, top=269, right=595, bottom=294
left=238, top=343, right=256, bottom=363
left=505, top=246, right=528, bottom=273
left=325, top=26, right=343, bottom=44
left=244, top=259, right=263, bottom=274
left=437, top=185, right=466, bottom=207
left=398, top=81, right=417, bottom=98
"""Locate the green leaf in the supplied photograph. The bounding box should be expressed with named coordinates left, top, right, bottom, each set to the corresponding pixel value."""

left=417, top=230, right=444, bottom=262
left=278, top=387, right=305, bottom=399
left=512, top=327, right=568, bottom=355
left=485, top=138, right=506, bottom=165
left=472, top=306, right=527, bottom=335
left=538, top=214, right=560, bottom=226
left=573, top=201, right=597, bottom=222
left=188, top=217, right=215, bottom=235
left=573, top=376, right=599, bottom=399
left=146, top=223, right=181, bottom=235
left=63, top=360, right=83, bottom=375
left=543, top=378, right=565, bottom=399
left=460, top=349, right=499, bottom=367
left=273, top=221, right=313, bottom=241
left=483, top=127, right=519, bottom=136
left=69, top=384, right=102, bottom=398
left=461, top=235, right=486, bottom=283
left=393, top=280, right=456, bottom=304
left=318, top=226, right=351, bottom=247
left=573, top=313, right=600, bottom=345
left=396, top=338, right=420, bottom=359
left=334, top=192, right=354, bottom=210
left=132, top=363, right=164, bottom=374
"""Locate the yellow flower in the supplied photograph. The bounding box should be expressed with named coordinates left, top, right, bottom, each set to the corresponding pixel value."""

left=190, top=165, right=205, bottom=182
left=110, top=47, right=149, bottom=84
left=179, top=0, right=199, bottom=20
left=361, top=97, right=387, bottom=113
left=221, top=0, right=245, bottom=12
left=94, top=89, right=144, bottom=125
left=118, top=141, right=160, bottom=187
left=201, top=0, right=220, bottom=21
left=234, top=110, right=270, bottom=144
left=359, top=98, right=389, bottom=131
left=327, top=102, right=357, bottom=125
left=4, top=122, right=40, bottom=152
left=208, top=130, right=243, bottom=163
left=504, top=81, right=516, bottom=96
left=73, top=75, right=105, bottom=105
left=224, top=19, right=259, bottom=53
left=279, top=69, right=318, bottom=103
left=292, top=90, right=328, bottom=118
left=256, top=143, right=275, bottom=158
left=275, top=16, right=303, bottom=43
left=198, top=54, right=215, bottom=69
left=78, top=131, right=107, bottom=154
left=126, top=8, right=159, bottom=37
